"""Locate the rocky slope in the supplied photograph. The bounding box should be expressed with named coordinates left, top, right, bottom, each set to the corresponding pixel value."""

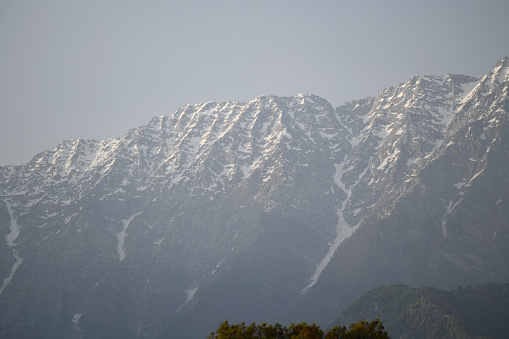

left=301, top=57, right=509, bottom=326
left=0, top=57, right=508, bottom=338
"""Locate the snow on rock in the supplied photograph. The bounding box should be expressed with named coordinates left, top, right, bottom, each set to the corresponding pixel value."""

left=72, top=313, right=84, bottom=324
left=0, top=250, right=23, bottom=296
left=184, top=287, right=198, bottom=304
left=441, top=199, right=463, bottom=237
left=4, top=201, right=20, bottom=247
left=0, top=201, right=24, bottom=296
left=176, top=287, right=199, bottom=313
left=302, top=161, right=364, bottom=293
left=0, top=57, right=507, bottom=336
left=117, top=212, right=143, bottom=261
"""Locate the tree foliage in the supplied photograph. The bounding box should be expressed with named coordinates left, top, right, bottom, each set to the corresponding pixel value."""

left=208, top=319, right=389, bottom=339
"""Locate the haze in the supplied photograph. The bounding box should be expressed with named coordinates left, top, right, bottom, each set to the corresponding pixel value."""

left=1, top=0, right=508, bottom=166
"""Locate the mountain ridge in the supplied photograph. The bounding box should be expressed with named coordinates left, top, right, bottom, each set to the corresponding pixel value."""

left=1, top=58, right=508, bottom=338
left=300, top=57, right=509, bottom=327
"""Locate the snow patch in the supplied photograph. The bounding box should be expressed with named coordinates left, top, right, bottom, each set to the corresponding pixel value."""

left=457, top=80, right=480, bottom=105
left=441, top=199, right=463, bottom=237
left=4, top=201, right=20, bottom=247
left=0, top=250, right=24, bottom=296
left=377, top=149, right=400, bottom=171
left=0, top=201, right=24, bottom=296
left=176, top=286, right=199, bottom=312
left=406, top=158, right=416, bottom=167
left=184, top=287, right=198, bottom=304
left=469, top=169, right=484, bottom=183
left=349, top=135, right=362, bottom=147
left=454, top=182, right=466, bottom=189
left=116, top=212, right=143, bottom=261
left=72, top=313, right=84, bottom=324
left=302, top=161, right=365, bottom=293
left=435, top=105, right=455, bottom=127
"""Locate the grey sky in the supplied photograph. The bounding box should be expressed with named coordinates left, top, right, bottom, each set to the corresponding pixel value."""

left=1, top=0, right=508, bottom=166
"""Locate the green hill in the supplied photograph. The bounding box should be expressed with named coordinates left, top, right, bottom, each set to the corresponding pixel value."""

left=331, top=283, right=509, bottom=339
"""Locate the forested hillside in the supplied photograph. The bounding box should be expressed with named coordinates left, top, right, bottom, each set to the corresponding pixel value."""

left=333, top=283, right=509, bottom=339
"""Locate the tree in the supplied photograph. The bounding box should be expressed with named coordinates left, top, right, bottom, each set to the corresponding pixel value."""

left=208, top=319, right=389, bottom=339
left=327, top=319, right=389, bottom=338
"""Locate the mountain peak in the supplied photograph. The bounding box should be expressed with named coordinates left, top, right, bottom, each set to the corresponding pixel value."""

left=496, top=55, right=509, bottom=66
left=492, top=56, right=509, bottom=75
left=1, top=58, right=509, bottom=339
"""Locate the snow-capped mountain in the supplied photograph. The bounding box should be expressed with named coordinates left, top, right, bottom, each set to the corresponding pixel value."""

left=1, top=57, right=508, bottom=338
left=301, top=57, right=509, bottom=326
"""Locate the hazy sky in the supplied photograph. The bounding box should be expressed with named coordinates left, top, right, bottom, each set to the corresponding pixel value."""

left=1, top=0, right=509, bottom=166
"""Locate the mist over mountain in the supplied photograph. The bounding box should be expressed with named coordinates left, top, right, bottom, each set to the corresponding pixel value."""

left=1, top=57, right=508, bottom=338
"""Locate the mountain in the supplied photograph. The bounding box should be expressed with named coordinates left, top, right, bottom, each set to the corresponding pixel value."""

left=1, top=57, right=508, bottom=338
left=333, top=283, right=509, bottom=339
left=300, top=57, right=509, bottom=326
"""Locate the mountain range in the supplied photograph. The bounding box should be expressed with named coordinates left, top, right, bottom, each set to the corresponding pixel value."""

left=1, top=57, right=508, bottom=338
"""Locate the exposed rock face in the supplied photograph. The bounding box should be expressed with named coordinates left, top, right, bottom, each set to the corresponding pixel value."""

left=303, top=57, right=509, bottom=326
left=1, top=58, right=508, bottom=338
